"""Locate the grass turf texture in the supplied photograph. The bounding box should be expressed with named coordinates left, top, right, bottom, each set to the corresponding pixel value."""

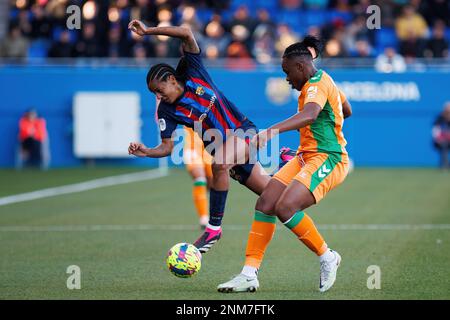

left=0, top=167, right=449, bottom=299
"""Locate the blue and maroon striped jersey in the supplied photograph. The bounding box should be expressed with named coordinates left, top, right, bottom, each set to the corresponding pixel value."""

left=156, top=50, right=255, bottom=143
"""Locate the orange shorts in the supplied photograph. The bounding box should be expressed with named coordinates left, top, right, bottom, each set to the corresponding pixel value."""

left=273, top=152, right=349, bottom=203
left=184, top=148, right=213, bottom=178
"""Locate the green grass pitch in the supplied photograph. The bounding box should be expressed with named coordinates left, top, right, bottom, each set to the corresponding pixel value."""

left=0, top=167, right=449, bottom=299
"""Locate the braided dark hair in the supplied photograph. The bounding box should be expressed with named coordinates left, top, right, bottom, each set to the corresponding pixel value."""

left=146, top=57, right=188, bottom=86
left=283, top=35, right=323, bottom=60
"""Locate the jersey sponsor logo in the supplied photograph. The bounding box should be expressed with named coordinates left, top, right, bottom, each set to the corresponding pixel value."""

left=196, top=86, right=205, bottom=96
left=198, top=95, right=216, bottom=122
left=307, top=86, right=318, bottom=99
left=199, top=113, right=207, bottom=121
left=159, top=118, right=166, bottom=131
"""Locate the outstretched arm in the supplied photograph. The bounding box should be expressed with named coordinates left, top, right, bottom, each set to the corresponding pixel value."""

left=128, top=138, right=174, bottom=158
left=252, top=103, right=321, bottom=148
left=128, top=20, right=200, bottom=54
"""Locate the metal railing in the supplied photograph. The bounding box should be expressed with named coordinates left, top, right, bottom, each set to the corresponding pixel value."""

left=1, top=57, right=450, bottom=71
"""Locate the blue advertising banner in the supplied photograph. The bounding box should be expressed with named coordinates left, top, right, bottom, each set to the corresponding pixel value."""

left=0, top=66, right=448, bottom=167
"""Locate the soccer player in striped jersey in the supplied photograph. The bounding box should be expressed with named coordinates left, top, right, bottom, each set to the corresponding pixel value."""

left=218, top=36, right=352, bottom=293
left=127, top=20, right=272, bottom=253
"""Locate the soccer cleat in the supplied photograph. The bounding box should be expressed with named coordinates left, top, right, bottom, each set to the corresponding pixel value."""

left=193, top=227, right=222, bottom=253
left=319, top=250, right=342, bottom=292
left=217, top=274, right=259, bottom=293
left=279, top=147, right=296, bottom=162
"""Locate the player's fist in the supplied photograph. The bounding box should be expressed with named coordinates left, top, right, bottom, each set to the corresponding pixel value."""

left=128, top=20, right=148, bottom=36
left=128, top=142, right=148, bottom=157
left=251, top=129, right=275, bottom=149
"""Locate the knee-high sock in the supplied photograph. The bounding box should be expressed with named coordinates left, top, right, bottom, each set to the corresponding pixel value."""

left=284, top=211, right=328, bottom=256
left=208, top=189, right=228, bottom=227
left=244, top=211, right=277, bottom=269
left=192, top=179, right=208, bottom=219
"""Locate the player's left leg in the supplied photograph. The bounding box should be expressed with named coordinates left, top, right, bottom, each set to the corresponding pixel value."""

left=274, top=153, right=349, bottom=292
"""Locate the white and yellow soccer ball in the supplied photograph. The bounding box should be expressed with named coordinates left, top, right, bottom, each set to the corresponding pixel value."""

left=166, top=243, right=202, bottom=278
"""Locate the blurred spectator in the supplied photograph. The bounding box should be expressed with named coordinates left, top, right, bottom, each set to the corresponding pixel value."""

left=16, top=10, right=32, bottom=38
left=321, top=17, right=346, bottom=43
left=75, top=22, right=101, bottom=57
left=107, top=26, right=131, bottom=58
left=343, top=15, right=376, bottom=54
left=252, top=24, right=276, bottom=64
left=178, top=5, right=203, bottom=34
left=432, top=102, right=450, bottom=169
left=3, top=0, right=449, bottom=63
left=203, top=20, right=230, bottom=57
left=17, top=109, right=49, bottom=170
left=275, top=24, right=300, bottom=57
left=225, top=41, right=255, bottom=70
left=30, top=5, right=52, bottom=39
left=399, top=30, right=426, bottom=58
left=0, top=25, right=29, bottom=59
left=395, top=5, right=429, bottom=39
left=372, top=0, right=396, bottom=27
left=375, top=47, right=407, bottom=73
left=351, top=38, right=375, bottom=57
left=333, top=0, right=352, bottom=12
left=228, top=5, right=256, bottom=36
left=133, top=43, right=148, bottom=63
left=130, top=0, right=158, bottom=26
left=323, top=30, right=348, bottom=58
left=306, top=25, right=322, bottom=38
left=153, top=41, right=170, bottom=58
left=424, top=21, right=449, bottom=58
left=48, top=30, right=75, bottom=58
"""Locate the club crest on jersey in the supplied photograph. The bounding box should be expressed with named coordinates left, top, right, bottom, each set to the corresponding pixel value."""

left=196, top=86, right=205, bottom=96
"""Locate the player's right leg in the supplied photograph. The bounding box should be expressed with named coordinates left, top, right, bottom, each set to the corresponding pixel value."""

left=194, top=132, right=250, bottom=253
left=218, top=158, right=300, bottom=293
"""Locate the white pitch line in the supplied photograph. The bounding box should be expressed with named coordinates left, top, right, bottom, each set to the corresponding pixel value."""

left=0, top=224, right=449, bottom=232
left=0, top=168, right=168, bottom=207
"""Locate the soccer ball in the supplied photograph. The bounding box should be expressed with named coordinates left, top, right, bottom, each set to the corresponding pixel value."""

left=166, top=243, right=202, bottom=278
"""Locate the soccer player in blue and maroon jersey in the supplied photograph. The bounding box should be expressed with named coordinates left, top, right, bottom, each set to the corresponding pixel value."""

left=127, top=20, right=272, bottom=253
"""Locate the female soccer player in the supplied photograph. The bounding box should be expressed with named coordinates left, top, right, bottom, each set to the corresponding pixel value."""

left=218, top=36, right=352, bottom=293
left=127, top=20, right=271, bottom=253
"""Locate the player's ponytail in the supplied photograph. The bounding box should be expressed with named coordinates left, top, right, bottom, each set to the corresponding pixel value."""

left=302, top=35, right=322, bottom=60
left=283, top=35, right=323, bottom=60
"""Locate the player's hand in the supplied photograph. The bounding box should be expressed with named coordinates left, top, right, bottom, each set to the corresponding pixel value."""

left=128, top=142, right=148, bottom=157
left=251, top=129, right=274, bottom=149
left=128, top=20, right=148, bottom=36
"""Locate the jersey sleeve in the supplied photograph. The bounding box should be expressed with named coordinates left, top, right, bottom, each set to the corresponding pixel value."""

left=183, top=50, right=207, bottom=74
left=157, top=105, right=178, bottom=139
left=303, top=80, right=329, bottom=109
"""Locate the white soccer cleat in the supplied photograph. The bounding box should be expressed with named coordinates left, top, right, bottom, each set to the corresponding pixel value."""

left=319, top=250, right=342, bottom=292
left=217, top=274, right=259, bottom=293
